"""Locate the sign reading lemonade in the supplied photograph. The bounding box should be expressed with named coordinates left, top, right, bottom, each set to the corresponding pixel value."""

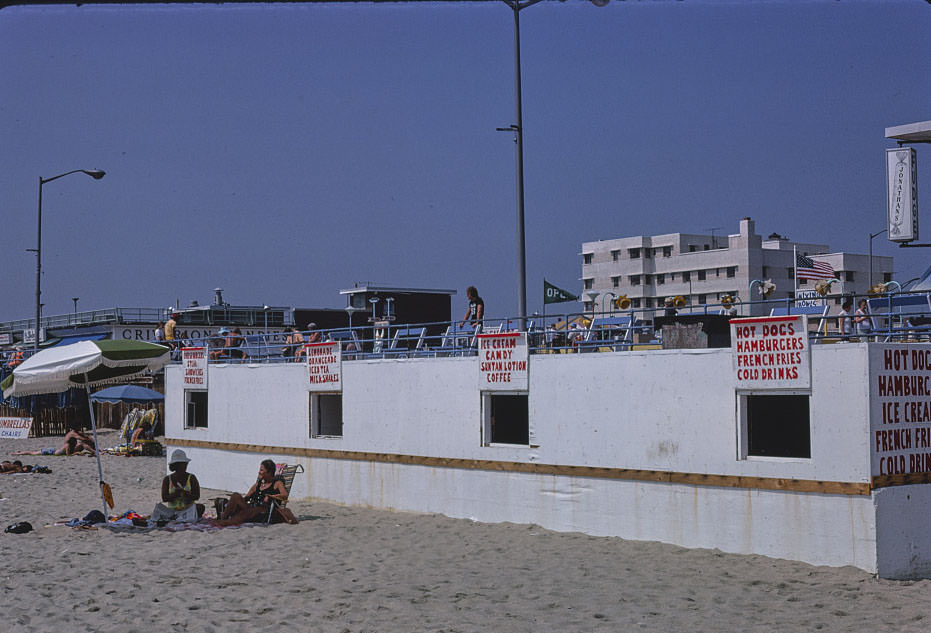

left=306, top=341, right=341, bottom=391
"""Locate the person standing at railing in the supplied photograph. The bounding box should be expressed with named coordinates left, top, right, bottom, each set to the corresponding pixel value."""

left=837, top=298, right=853, bottom=338
left=460, top=286, right=484, bottom=328
left=165, top=312, right=179, bottom=345
left=854, top=299, right=872, bottom=338
left=282, top=326, right=303, bottom=361
left=154, top=321, right=166, bottom=344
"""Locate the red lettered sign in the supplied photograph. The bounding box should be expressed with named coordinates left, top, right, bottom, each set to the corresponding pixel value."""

left=731, top=316, right=810, bottom=390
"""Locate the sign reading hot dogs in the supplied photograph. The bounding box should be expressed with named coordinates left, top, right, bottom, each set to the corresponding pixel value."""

left=731, top=315, right=810, bottom=390
left=478, top=332, right=528, bottom=391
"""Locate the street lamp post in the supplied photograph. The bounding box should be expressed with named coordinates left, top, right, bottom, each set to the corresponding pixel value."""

left=33, top=169, right=105, bottom=351
left=499, top=0, right=607, bottom=330
left=869, top=228, right=887, bottom=288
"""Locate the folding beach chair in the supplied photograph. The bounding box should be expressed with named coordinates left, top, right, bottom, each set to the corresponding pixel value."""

left=266, top=463, right=304, bottom=525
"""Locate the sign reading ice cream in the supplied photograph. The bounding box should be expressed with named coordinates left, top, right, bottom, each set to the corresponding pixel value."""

left=731, top=316, right=810, bottom=390
left=478, top=332, right=528, bottom=391
left=870, top=345, right=931, bottom=477
left=306, top=341, right=341, bottom=391
left=182, top=347, right=207, bottom=388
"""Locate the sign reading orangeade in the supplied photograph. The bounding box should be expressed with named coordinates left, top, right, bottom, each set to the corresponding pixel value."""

left=182, top=347, right=207, bottom=388
left=306, top=341, right=341, bottom=390
left=0, top=417, right=33, bottom=439
left=478, top=332, right=528, bottom=390
left=730, top=315, right=810, bottom=390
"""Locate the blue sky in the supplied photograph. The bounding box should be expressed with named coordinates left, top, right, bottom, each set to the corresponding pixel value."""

left=1, top=0, right=928, bottom=322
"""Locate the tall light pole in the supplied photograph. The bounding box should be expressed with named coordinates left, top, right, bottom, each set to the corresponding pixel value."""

left=869, top=228, right=887, bottom=288
left=33, top=169, right=105, bottom=351
left=499, top=0, right=607, bottom=330
left=72, top=297, right=79, bottom=321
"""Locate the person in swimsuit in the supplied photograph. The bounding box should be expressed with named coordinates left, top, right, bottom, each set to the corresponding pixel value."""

left=216, top=459, right=296, bottom=525
left=151, top=449, right=204, bottom=522
left=12, top=424, right=96, bottom=456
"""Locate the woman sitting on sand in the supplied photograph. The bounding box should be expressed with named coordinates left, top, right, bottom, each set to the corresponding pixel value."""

left=216, top=459, right=297, bottom=526
left=151, top=449, right=204, bottom=522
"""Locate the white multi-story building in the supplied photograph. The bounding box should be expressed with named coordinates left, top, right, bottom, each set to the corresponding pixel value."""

left=580, top=218, right=894, bottom=315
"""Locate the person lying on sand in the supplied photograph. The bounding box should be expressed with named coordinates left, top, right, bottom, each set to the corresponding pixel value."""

left=12, top=428, right=96, bottom=457
left=1, top=460, right=30, bottom=473
left=215, top=459, right=297, bottom=526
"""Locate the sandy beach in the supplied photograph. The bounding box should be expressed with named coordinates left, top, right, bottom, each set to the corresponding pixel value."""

left=0, top=431, right=929, bottom=633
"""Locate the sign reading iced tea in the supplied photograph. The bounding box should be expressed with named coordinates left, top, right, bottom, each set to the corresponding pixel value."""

left=870, top=345, right=931, bottom=478
left=731, top=315, right=810, bottom=390
left=182, top=347, right=208, bottom=388
left=0, top=417, right=33, bottom=439
left=306, top=341, right=341, bottom=391
left=478, top=332, right=528, bottom=391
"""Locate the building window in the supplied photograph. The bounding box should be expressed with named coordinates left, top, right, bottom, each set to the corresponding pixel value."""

left=630, top=275, right=641, bottom=286
left=582, top=253, right=593, bottom=265
left=726, top=266, right=736, bottom=278
left=310, top=393, right=343, bottom=437
left=669, top=272, right=676, bottom=281
left=845, top=271, right=855, bottom=282
left=799, top=278, right=808, bottom=286
left=656, top=274, right=665, bottom=285
left=644, top=298, right=653, bottom=308
left=787, top=268, right=794, bottom=278
left=631, top=298, right=641, bottom=308
left=884, top=273, right=893, bottom=283
left=629, top=248, right=640, bottom=259
left=611, top=250, right=620, bottom=262
left=698, top=294, right=707, bottom=304
left=483, top=393, right=529, bottom=446
left=762, top=266, right=769, bottom=277
left=583, top=301, right=593, bottom=312
left=611, top=276, right=620, bottom=288
left=662, top=246, right=672, bottom=257
left=682, top=271, right=691, bottom=282
left=644, top=249, right=652, bottom=259
left=184, top=391, right=208, bottom=429
left=644, top=275, right=652, bottom=285
left=689, top=245, right=697, bottom=253
left=703, top=244, right=710, bottom=251
left=741, top=394, right=810, bottom=458
left=697, top=270, right=706, bottom=281
left=584, top=278, right=593, bottom=290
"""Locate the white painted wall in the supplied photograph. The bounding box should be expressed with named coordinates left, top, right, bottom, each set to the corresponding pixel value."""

left=165, top=344, right=894, bottom=574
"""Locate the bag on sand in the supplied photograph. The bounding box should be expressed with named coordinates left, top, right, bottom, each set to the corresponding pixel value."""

left=5, top=522, right=33, bottom=534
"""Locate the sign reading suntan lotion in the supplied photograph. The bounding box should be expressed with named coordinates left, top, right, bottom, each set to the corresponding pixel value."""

left=870, top=345, right=931, bottom=477
left=182, top=347, right=207, bottom=388
left=731, top=315, right=810, bottom=390
left=306, top=341, right=341, bottom=390
left=478, top=332, right=528, bottom=390
left=0, top=417, right=33, bottom=439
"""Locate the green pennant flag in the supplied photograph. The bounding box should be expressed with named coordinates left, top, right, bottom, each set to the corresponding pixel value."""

left=544, top=279, right=579, bottom=304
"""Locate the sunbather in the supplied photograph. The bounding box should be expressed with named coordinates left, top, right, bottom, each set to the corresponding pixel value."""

left=12, top=428, right=96, bottom=456
left=216, top=459, right=297, bottom=525
left=1, top=460, right=29, bottom=473
left=151, top=449, right=204, bottom=522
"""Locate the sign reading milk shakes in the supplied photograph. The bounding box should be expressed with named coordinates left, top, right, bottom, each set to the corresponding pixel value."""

left=306, top=341, right=341, bottom=391
left=182, top=347, right=208, bottom=388
left=478, top=332, right=528, bottom=391
left=731, top=315, right=810, bottom=390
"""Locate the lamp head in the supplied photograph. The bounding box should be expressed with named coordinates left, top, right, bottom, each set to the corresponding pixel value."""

left=84, top=170, right=106, bottom=180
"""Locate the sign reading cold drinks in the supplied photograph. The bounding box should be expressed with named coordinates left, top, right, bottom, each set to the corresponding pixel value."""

left=871, top=345, right=931, bottom=478
left=478, top=332, right=528, bottom=391
left=731, top=315, right=810, bottom=390
left=182, top=347, right=208, bottom=388
left=306, top=341, right=341, bottom=391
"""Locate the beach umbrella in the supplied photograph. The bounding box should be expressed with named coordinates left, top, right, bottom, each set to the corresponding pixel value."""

left=89, top=384, right=164, bottom=404
left=1, top=340, right=170, bottom=516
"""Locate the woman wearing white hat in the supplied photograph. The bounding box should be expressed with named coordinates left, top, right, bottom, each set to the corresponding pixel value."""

left=151, top=449, right=203, bottom=522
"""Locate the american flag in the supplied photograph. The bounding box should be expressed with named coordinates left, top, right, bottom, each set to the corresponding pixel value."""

left=796, top=254, right=835, bottom=281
